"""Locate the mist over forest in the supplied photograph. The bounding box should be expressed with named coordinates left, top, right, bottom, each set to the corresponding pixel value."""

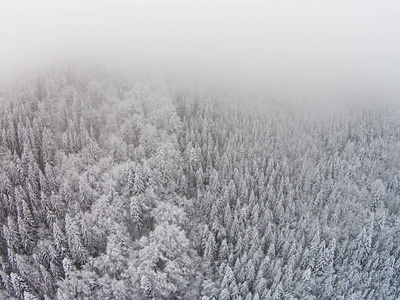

left=1, top=1, right=400, bottom=299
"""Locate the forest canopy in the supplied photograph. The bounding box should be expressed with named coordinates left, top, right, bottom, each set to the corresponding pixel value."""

left=0, top=69, right=399, bottom=299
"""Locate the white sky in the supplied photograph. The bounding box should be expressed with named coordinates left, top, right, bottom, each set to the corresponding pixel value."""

left=1, top=0, right=400, bottom=100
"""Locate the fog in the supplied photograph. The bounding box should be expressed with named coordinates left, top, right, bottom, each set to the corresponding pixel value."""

left=1, top=0, right=400, bottom=103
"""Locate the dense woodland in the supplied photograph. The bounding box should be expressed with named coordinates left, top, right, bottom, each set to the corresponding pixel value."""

left=0, top=70, right=399, bottom=299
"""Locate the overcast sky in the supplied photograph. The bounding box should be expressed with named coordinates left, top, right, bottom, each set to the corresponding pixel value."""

left=1, top=0, right=399, bottom=101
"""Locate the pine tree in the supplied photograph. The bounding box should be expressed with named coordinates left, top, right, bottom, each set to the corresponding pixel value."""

left=219, top=288, right=230, bottom=300
left=42, top=129, right=55, bottom=167
left=65, top=214, right=87, bottom=265
left=224, top=202, right=233, bottom=230
left=221, top=264, right=236, bottom=288
left=44, top=163, right=58, bottom=193
left=203, top=231, right=217, bottom=271
left=80, top=217, right=97, bottom=255
left=218, top=239, right=229, bottom=263
left=130, top=196, right=142, bottom=230
left=17, top=213, right=35, bottom=253
left=3, top=216, right=21, bottom=252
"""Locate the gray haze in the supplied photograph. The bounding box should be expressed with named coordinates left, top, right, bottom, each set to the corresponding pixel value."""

left=1, top=0, right=400, bottom=102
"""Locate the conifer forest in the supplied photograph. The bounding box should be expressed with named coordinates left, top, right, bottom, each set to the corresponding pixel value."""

left=0, top=69, right=399, bottom=299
